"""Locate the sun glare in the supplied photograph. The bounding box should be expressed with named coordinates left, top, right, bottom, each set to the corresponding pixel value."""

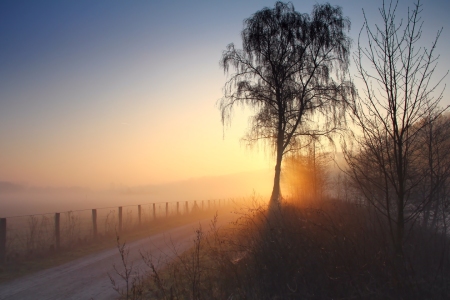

left=282, top=147, right=332, bottom=205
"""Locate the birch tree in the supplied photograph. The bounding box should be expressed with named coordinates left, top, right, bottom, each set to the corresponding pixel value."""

left=220, top=2, right=354, bottom=204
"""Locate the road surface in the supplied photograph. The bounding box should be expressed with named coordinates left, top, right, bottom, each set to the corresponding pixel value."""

left=0, top=215, right=232, bottom=300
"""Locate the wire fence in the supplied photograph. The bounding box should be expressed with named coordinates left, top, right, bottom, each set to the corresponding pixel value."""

left=0, top=199, right=229, bottom=263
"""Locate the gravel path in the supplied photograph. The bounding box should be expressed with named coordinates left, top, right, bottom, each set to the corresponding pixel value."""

left=0, top=215, right=230, bottom=300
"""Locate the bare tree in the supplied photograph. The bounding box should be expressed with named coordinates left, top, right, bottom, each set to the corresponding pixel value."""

left=220, top=2, right=354, bottom=205
left=345, top=0, right=448, bottom=257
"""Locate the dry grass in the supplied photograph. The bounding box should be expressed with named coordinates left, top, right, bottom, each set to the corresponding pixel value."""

left=114, top=196, right=450, bottom=299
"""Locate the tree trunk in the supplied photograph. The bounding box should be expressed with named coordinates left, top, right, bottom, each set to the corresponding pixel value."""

left=396, top=195, right=404, bottom=257
left=394, top=137, right=405, bottom=258
left=270, top=90, right=284, bottom=206
left=270, top=146, right=283, bottom=205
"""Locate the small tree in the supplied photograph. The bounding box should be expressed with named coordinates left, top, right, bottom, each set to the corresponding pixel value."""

left=345, top=0, right=448, bottom=257
left=220, top=2, right=354, bottom=204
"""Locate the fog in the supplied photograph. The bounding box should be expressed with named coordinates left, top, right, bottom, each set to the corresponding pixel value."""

left=0, top=169, right=272, bottom=217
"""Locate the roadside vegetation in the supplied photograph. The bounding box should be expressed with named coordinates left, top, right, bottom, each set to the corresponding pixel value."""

left=112, top=194, right=450, bottom=299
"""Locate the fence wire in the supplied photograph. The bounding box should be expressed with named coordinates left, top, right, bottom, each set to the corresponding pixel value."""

left=1, top=199, right=229, bottom=261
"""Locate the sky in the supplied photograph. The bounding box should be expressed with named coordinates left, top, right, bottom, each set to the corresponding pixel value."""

left=1, top=0, right=449, bottom=191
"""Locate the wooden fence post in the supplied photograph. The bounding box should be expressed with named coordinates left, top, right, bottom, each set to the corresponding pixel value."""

left=138, top=205, right=142, bottom=226
left=202, top=200, right=204, bottom=211
left=118, top=207, right=123, bottom=232
left=177, top=202, right=179, bottom=215
left=208, top=200, right=211, bottom=209
left=153, top=203, right=156, bottom=220
left=55, top=213, right=60, bottom=250
left=166, top=202, right=169, bottom=217
left=92, top=209, right=97, bottom=238
left=185, top=201, right=188, bottom=214
left=0, top=218, right=6, bottom=263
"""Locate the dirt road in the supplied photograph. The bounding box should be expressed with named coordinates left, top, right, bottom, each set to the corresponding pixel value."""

left=0, top=215, right=231, bottom=300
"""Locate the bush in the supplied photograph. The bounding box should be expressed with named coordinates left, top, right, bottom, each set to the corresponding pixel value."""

left=118, top=197, right=450, bottom=299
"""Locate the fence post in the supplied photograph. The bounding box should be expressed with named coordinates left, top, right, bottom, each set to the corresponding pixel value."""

left=177, top=202, right=179, bottom=215
left=138, top=205, right=142, bottom=226
left=118, top=207, right=123, bottom=232
left=92, top=209, right=97, bottom=238
left=219, top=199, right=221, bottom=207
left=55, top=213, right=60, bottom=250
left=166, top=202, right=169, bottom=217
left=202, top=200, right=204, bottom=211
left=208, top=200, right=211, bottom=210
left=185, top=201, right=188, bottom=214
left=0, top=218, right=6, bottom=263
left=153, top=203, right=156, bottom=220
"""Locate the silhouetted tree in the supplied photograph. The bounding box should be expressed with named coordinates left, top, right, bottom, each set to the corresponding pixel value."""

left=220, top=2, right=354, bottom=204
left=345, top=0, right=448, bottom=257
